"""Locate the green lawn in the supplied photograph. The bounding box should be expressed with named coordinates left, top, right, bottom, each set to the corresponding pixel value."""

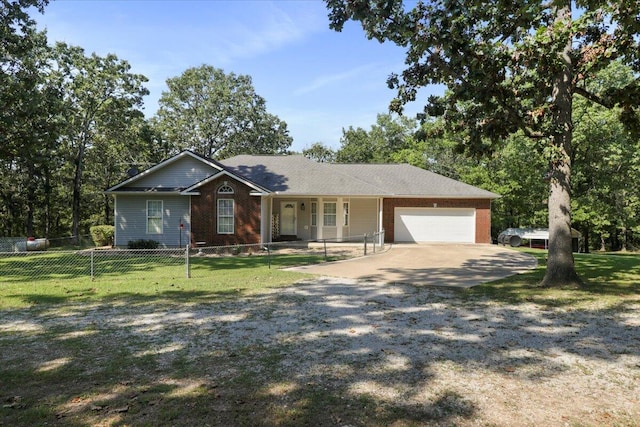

left=1, top=249, right=639, bottom=426
left=0, top=251, right=324, bottom=309
left=2, top=248, right=639, bottom=310
left=467, top=249, right=640, bottom=308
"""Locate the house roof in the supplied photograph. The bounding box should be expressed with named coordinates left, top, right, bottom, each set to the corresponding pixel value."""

left=220, top=154, right=500, bottom=199
left=106, top=150, right=499, bottom=199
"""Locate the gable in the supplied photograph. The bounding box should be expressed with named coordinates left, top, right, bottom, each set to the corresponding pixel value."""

left=132, top=155, right=218, bottom=190
left=106, top=151, right=224, bottom=193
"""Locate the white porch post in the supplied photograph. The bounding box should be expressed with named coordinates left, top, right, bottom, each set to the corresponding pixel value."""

left=317, top=197, right=324, bottom=240
left=337, top=197, right=343, bottom=241
left=378, top=197, right=384, bottom=245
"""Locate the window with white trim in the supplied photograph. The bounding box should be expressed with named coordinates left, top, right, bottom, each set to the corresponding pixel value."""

left=218, top=184, right=234, bottom=194
left=311, top=202, right=317, bottom=226
left=147, top=200, right=163, bottom=234
left=343, top=202, right=349, bottom=226
left=217, top=199, right=234, bottom=234
left=323, top=202, right=337, bottom=227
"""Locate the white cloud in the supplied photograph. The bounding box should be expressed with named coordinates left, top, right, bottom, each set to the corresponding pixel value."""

left=294, top=63, right=380, bottom=96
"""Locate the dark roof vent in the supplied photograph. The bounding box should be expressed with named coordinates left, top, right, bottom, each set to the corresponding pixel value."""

left=126, top=166, right=139, bottom=177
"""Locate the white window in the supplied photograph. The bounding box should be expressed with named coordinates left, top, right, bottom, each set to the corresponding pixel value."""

left=311, top=202, right=317, bottom=227
left=147, top=200, right=163, bottom=234
left=217, top=199, right=234, bottom=234
left=343, top=202, right=349, bottom=226
left=323, top=202, right=337, bottom=227
left=218, top=184, right=234, bottom=194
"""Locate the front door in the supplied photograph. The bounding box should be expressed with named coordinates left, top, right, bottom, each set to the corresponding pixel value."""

left=280, top=202, right=297, bottom=236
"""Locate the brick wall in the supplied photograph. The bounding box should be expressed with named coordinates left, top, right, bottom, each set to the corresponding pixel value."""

left=382, top=198, right=492, bottom=244
left=190, top=176, right=261, bottom=246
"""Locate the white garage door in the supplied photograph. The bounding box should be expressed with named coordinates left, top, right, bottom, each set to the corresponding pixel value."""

left=394, top=208, right=476, bottom=243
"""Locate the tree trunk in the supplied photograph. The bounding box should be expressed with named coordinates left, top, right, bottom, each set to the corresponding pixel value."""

left=104, top=193, right=111, bottom=224
left=583, top=227, right=590, bottom=254
left=71, top=140, right=86, bottom=245
left=541, top=2, right=583, bottom=288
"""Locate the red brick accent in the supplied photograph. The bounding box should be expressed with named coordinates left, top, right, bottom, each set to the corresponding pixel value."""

left=190, top=176, right=261, bottom=246
left=382, top=198, right=492, bottom=244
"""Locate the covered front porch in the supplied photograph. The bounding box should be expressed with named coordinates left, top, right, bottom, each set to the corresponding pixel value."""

left=260, top=196, right=383, bottom=244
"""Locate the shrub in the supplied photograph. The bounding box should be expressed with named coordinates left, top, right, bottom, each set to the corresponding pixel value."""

left=90, top=225, right=114, bottom=247
left=127, top=239, right=159, bottom=250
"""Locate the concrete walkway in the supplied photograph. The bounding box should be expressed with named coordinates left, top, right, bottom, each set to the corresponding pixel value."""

left=290, top=243, right=538, bottom=288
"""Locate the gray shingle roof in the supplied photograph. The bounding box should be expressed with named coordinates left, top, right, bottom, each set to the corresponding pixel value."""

left=220, top=155, right=499, bottom=199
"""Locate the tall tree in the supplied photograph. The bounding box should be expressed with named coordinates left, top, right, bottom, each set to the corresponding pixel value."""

left=336, top=113, right=417, bottom=163
left=572, top=63, right=640, bottom=252
left=0, top=0, right=51, bottom=161
left=52, top=43, right=148, bottom=241
left=0, top=0, right=70, bottom=238
left=326, top=0, right=640, bottom=287
left=155, top=65, right=292, bottom=159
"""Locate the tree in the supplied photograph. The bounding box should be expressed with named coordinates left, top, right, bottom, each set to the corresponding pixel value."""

left=0, top=0, right=51, bottom=160
left=572, top=63, right=640, bottom=252
left=336, top=113, right=417, bottom=163
left=52, top=43, right=148, bottom=242
left=303, top=142, right=336, bottom=163
left=326, top=0, right=640, bottom=287
left=155, top=65, right=292, bottom=159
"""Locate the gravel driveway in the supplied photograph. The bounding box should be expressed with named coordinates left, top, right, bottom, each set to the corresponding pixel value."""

left=3, top=276, right=638, bottom=426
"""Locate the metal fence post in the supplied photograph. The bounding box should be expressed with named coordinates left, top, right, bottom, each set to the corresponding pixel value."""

left=267, top=243, right=271, bottom=269
left=323, top=239, right=327, bottom=261
left=90, top=249, right=95, bottom=281
left=373, top=232, right=376, bottom=253
left=364, top=234, right=368, bottom=256
left=185, top=246, right=191, bottom=278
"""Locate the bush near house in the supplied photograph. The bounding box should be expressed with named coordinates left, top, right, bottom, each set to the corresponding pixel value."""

left=90, top=225, right=114, bottom=246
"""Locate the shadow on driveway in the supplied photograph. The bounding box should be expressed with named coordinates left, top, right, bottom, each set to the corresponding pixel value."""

left=289, top=243, right=538, bottom=288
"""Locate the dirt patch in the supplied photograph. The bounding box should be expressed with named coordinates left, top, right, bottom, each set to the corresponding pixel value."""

left=1, top=278, right=639, bottom=426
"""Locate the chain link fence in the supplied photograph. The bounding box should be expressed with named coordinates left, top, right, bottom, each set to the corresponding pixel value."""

left=0, top=232, right=385, bottom=284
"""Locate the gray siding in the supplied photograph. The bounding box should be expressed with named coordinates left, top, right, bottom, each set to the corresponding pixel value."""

left=114, top=194, right=191, bottom=248
left=349, top=198, right=378, bottom=236
left=133, top=156, right=217, bottom=189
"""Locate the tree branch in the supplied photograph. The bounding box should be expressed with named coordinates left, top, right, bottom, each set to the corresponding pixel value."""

left=574, top=87, right=614, bottom=109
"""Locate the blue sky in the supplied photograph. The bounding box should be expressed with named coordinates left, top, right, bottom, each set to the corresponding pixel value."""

left=34, top=0, right=435, bottom=152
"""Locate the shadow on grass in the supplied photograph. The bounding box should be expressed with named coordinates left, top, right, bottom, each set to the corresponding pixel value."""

left=2, top=249, right=639, bottom=425
left=464, top=249, right=640, bottom=308
left=2, top=274, right=638, bottom=426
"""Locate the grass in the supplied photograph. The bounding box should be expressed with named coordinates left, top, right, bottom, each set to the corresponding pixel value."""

left=1, top=249, right=639, bottom=426
left=0, top=251, right=326, bottom=309
left=465, top=248, right=640, bottom=309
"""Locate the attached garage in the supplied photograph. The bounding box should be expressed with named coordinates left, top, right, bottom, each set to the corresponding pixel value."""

left=394, top=207, right=476, bottom=243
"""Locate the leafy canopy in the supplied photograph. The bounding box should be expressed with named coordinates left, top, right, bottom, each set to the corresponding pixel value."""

left=155, top=65, right=292, bottom=159
left=326, top=0, right=640, bottom=151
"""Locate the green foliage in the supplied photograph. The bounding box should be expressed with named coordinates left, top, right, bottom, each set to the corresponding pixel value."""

left=90, top=225, right=114, bottom=247
left=155, top=65, right=292, bottom=159
left=0, top=0, right=50, bottom=160
left=302, top=142, right=336, bottom=163
left=336, top=113, right=418, bottom=163
left=127, top=239, right=159, bottom=250
left=325, top=0, right=640, bottom=286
